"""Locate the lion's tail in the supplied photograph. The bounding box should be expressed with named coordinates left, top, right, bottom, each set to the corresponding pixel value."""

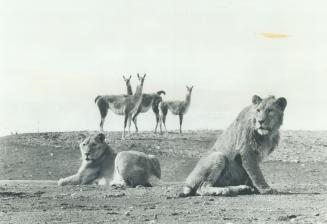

left=94, top=95, right=102, bottom=103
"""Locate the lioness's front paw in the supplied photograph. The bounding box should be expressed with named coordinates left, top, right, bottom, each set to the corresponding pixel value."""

left=57, top=178, right=66, bottom=186
left=259, top=188, right=278, bottom=194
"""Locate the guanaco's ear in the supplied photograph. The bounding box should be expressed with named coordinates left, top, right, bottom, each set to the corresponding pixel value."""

left=128, top=75, right=132, bottom=80
left=275, top=97, right=287, bottom=111
left=137, top=73, right=140, bottom=79
left=252, top=95, right=262, bottom=105
left=123, top=75, right=127, bottom=81
left=95, top=133, right=105, bottom=142
left=143, top=73, right=146, bottom=78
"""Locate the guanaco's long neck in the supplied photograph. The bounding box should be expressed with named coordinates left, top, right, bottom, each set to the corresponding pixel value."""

left=133, top=81, right=144, bottom=101
left=185, top=92, right=192, bottom=106
left=126, top=82, right=133, bottom=95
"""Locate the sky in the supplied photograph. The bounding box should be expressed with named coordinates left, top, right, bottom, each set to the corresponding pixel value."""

left=1, top=0, right=327, bottom=136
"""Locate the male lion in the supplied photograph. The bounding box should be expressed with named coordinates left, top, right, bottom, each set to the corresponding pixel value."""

left=180, top=95, right=287, bottom=197
left=58, top=133, right=161, bottom=187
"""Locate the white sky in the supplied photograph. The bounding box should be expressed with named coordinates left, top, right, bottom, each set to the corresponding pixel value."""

left=1, top=0, right=327, bottom=136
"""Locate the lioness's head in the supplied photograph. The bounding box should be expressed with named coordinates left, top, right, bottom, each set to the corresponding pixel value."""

left=251, top=95, right=287, bottom=135
left=80, top=133, right=108, bottom=162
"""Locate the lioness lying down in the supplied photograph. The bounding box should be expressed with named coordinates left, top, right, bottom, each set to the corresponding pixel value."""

left=58, top=133, right=161, bottom=187
left=181, top=95, right=287, bottom=196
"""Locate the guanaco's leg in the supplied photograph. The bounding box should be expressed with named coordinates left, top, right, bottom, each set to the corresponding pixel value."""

left=152, top=100, right=161, bottom=133
left=127, top=115, right=132, bottom=136
left=159, top=103, right=168, bottom=134
left=100, top=118, right=105, bottom=132
left=123, top=113, right=128, bottom=139
left=132, top=109, right=141, bottom=133
left=97, top=100, right=108, bottom=132
left=132, top=107, right=141, bottom=133
left=179, top=114, right=183, bottom=134
left=162, top=114, right=167, bottom=133
left=159, top=114, right=167, bottom=134
left=154, top=112, right=160, bottom=133
left=159, top=115, right=163, bottom=134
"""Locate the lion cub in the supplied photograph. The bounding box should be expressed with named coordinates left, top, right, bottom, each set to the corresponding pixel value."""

left=181, top=95, right=287, bottom=197
left=58, top=133, right=161, bottom=187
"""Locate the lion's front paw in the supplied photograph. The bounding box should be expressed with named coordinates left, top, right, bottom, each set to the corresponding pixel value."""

left=219, top=188, right=233, bottom=196
left=233, top=185, right=255, bottom=195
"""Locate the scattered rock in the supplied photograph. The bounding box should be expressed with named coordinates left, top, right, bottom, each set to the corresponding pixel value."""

left=0, top=191, right=27, bottom=198
left=34, top=191, right=45, bottom=197
left=277, top=214, right=297, bottom=221
left=104, top=193, right=125, bottom=198
left=288, top=215, right=297, bottom=219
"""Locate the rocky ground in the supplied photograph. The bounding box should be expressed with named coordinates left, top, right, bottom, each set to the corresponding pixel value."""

left=0, top=130, right=327, bottom=223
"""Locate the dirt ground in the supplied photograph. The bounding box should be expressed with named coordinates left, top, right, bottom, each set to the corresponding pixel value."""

left=0, top=130, right=327, bottom=223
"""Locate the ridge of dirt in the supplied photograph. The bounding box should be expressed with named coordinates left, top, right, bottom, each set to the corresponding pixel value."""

left=0, top=130, right=327, bottom=223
